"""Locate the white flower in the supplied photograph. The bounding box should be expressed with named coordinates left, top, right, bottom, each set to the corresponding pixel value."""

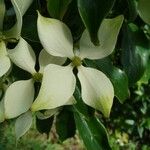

left=2, top=37, right=67, bottom=120
left=31, top=13, right=124, bottom=117
left=0, top=0, right=33, bottom=77
left=0, top=38, right=70, bottom=140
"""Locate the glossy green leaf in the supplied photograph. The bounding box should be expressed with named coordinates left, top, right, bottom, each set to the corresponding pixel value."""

left=15, top=111, right=32, bottom=140
left=77, top=0, right=115, bottom=45
left=138, top=0, right=150, bottom=25
left=47, top=0, right=72, bottom=20
left=85, top=58, right=129, bottom=103
left=139, top=59, right=150, bottom=84
left=73, top=87, right=111, bottom=150
left=56, top=107, right=76, bottom=141
left=74, top=110, right=111, bottom=150
left=36, top=116, right=54, bottom=136
left=121, top=23, right=150, bottom=86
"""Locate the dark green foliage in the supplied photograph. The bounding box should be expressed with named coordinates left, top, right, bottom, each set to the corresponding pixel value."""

left=36, top=116, right=54, bottom=136
left=47, top=0, right=72, bottom=20
left=121, top=23, right=150, bottom=86
left=73, top=87, right=111, bottom=150
left=56, top=107, right=76, bottom=142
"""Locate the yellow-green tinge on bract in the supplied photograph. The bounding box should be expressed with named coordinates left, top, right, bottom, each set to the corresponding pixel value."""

left=31, top=13, right=124, bottom=118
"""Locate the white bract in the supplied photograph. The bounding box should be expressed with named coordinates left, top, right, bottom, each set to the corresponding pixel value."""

left=3, top=37, right=66, bottom=119
left=1, top=37, right=69, bottom=139
left=31, top=13, right=124, bottom=117
left=0, top=0, right=33, bottom=77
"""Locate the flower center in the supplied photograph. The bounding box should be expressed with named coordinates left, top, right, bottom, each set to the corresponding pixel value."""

left=72, top=56, right=82, bottom=67
left=32, top=73, right=43, bottom=82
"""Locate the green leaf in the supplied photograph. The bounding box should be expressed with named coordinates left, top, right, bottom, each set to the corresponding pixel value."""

left=139, top=58, right=150, bottom=84
left=74, top=110, right=111, bottom=150
left=47, top=0, right=72, bottom=20
left=56, top=107, right=76, bottom=141
left=15, top=111, right=32, bottom=140
left=21, top=1, right=40, bottom=43
left=63, top=0, right=85, bottom=42
left=85, top=58, right=129, bottom=103
left=121, top=23, right=150, bottom=86
left=126, top=0, right=138, bottom=22
left=36, top=116, right=54, bottom=136
left=0, top=0, right=5, bottom=30
left=138, top=0, right=150, bottom=25
left=73, top=87, right=111, bottom=150
left=77, top=0, right=115, bottom=45
left=112, top=0, right=137, bottom=22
